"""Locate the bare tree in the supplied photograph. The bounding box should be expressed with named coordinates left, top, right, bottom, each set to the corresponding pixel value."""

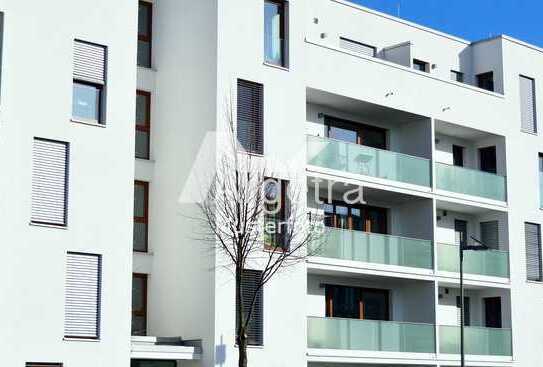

left=195, top=104, right=323, bottom=367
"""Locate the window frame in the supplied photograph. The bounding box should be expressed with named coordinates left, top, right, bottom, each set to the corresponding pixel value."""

left=134, top=180, right=149, bottom=253
left=236, top=269, right=264, bottom=346
left=451, top=70, right=464, bottom=83
left=264, top=178, right=289, bottom=250
left=237, top=79, right=264, bottom=155
left=136, top=90, right=151, bottom=160
left=264, top=0, right=288, bottom=68
left=476, top=71, right=495, bottom=92
left=324, top=115, right=388, bottom=150
left=322, top=199, right=388, bottom=234
left=132, top=273, right=148, bottom=336
left=412, top=59, right=429, bottom=73
left=525, top=221, right=543, bottom=282
left=138, top=1, right=153, bottom=68
left=72, top=79, right=104, bottom=125
left=325, top=284, right=390, bottom=321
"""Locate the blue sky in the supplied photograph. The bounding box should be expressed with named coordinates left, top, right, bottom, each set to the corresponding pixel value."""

left=352, top=0, right=543, bottom=47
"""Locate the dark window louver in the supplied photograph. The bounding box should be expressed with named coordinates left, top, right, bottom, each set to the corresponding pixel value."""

left=236, top=269, right=264, bottom=346
left=525, top=222, right=542, bottom=281
left=237, top=79, right=264, bottom=155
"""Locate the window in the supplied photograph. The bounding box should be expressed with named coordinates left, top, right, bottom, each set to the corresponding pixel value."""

left=73, top=40, right=107, bottom=124
left=31, top=138, right=69, bottom=226
left=65, top=252, right=102, bottom=339
left=132, top=361, right=176, bottom=367
left=476, top=71, right=494, bottom=92
left=138, top=1, right=152, bottom=67
left=264, top=178, right=289, bottom=249
left=237, top=79, right=264, bottom=154
left=451, top=70, right=464, bottom=83
left=452, top=145, right=464, bottom=167
left=339, top=37, right=376, bottom=57
left=539, top=154, right=543, bottom=208
left=132, top=273, right=147, bottom=336
left=456, top=296, right=470, bottom=326
left=325, top=116, right=387, bottom=150
left=236, top=269, right=264, bottom=346
left=520, top=75, right=537, bottom=133
left=323, top=201, right=387, bottom=234
left=264, top=0, right=288, bottom=67
left=134, top=181, right=149, bottom=252
left=136, top=90, right=151, bottom=159
left=413, top=59, right=429, bottom=73
left=26, top=364, right=62, bottom=367
left=480, top=221, right=499, bottom=250
left=479, top=146, right=497, bottom=174
left=326, top=284, right=389, bottom=320
left=525, top=222, right=542, bottom=281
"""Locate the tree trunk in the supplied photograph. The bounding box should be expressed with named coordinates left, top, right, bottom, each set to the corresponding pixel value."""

left=238, top=329, right=248, bottom=367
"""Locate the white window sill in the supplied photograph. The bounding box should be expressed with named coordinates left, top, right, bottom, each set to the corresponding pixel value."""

left=29, top=222, right=68, bottom=230
left=71, top=118, right=106, bottom=128
left=263, top=62, right=289, bottom=72
left=63, top=337, right=100, bottom=343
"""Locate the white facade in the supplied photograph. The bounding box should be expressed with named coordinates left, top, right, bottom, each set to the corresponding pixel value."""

left=3, top=0, right=543, bottom=367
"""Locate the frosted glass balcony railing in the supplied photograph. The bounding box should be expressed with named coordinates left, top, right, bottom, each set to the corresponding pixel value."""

left=309, top=228, right=433, bottom=269
left=439, top=325, right=512, bottom=356
left=436, top=162, right=506, bottom=201
left=307, top=317, right=435, bottom=353
left=307, top=135, right=431, bottom=187
left=437, top=243, right=509, bottom=278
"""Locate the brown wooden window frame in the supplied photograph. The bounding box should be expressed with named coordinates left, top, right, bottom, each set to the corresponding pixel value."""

left=136, top=90, right=151, bottom=160
left=138, top=1, right=153, bottom=68
left=322, top=199, right=388, bottom=234
left=132, top=273, right=148, bottom=336
left=324, top=116, right=388, bottom=150
left=325, top=284, right=390, bottom=321
left=134, top=180, right=149, bottom=252
left=264, top=178, right=289, bottom=250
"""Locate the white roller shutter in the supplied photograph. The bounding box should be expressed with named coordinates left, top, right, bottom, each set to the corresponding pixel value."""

left=525, top=222, right=542, bottom=281
left=520, top=75, right=537, bottom=133
left=339, top=37, right=376, bottom=57
left=65, top=252, right=101, bottom=339
left=73, top=39, right=106, bottom=85
left=31, top=138, right=69, bottom=226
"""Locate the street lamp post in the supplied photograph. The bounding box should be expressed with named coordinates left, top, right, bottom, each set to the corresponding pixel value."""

left=459, top=237, right=489, bottom=367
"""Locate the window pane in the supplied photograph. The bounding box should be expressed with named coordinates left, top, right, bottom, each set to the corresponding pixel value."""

left=135, top=130, right=150, bottom=159
left=72, top=82, right=101, bottom=122
left=264, top=1, right=283, bottom=65
left=132, top=276, right=146, bottom=310
left=138, top=2, right=151, bottom=37
left=328, top=126, right=357, bottom=144
left=132, top=315, right=146, bottom=336
left=134, top=184, right=146, bottom=217
left=137, top=40, right=151, bottom=68
left=133, top=222, right=148, bottom=251
left=136, top=93, right=150, bottom=126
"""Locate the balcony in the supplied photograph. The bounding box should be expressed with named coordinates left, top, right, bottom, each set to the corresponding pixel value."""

left=307, top=317, right=435, bottom=353
left=438, top=243, right=509, bottom=278
left=439, top=325, right=512, bottom=356
left=310, top=228, right=433, bottom=270
left=436, top=162, right=506, bottom=201
left=307, top=135, right=431, bottom=187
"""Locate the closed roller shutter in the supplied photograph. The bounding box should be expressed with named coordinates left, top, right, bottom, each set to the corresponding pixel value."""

left=65, top=252, right=102, bottom=339
left=236, top=269, right=263, bottom=346
left=26, top=364, right=62, bottom=367
left=480, top=221, right=499, bottom=250
left=237, top=79, right=264, bottom=155
left=73, top=39, right=106, bottom=85
left=520, top=75, right=537, bottom=133
left=525, top=222, right=542, bottom=281
left=31, top=138, right=69, bottom=226
left=339, top=37, right=376, bottom=57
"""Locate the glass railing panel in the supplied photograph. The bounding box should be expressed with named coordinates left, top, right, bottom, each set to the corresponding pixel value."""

left=307, top=317, right=435, bottom=353
left=439, top=325, right=512, bottom=356
left=436, top=162, right=506, bottom=201
left=306, top=135, right=431, bottom=187
left=309, top=228, right=433, bottom=269
left=437, top=243, right=509, bottom=278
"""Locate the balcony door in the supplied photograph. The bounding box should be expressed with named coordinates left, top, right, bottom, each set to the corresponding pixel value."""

left=323, top=200, right=387, bottom=234
left=484, top=297, right=502, bottom=328
left=479, top=146, right=497, bottom=174
left=325, top=284, right=389, bottom=320
left=325, top=116, right=387, bottom=150
left=455, top=219, right=468, bottom=247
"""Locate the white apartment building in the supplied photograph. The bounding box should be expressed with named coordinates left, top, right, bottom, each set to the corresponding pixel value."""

left=2, top=0, right=543, bottom=367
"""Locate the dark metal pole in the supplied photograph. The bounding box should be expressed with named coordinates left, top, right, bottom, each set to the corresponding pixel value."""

left=459, top=246, right=465, bottom=367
